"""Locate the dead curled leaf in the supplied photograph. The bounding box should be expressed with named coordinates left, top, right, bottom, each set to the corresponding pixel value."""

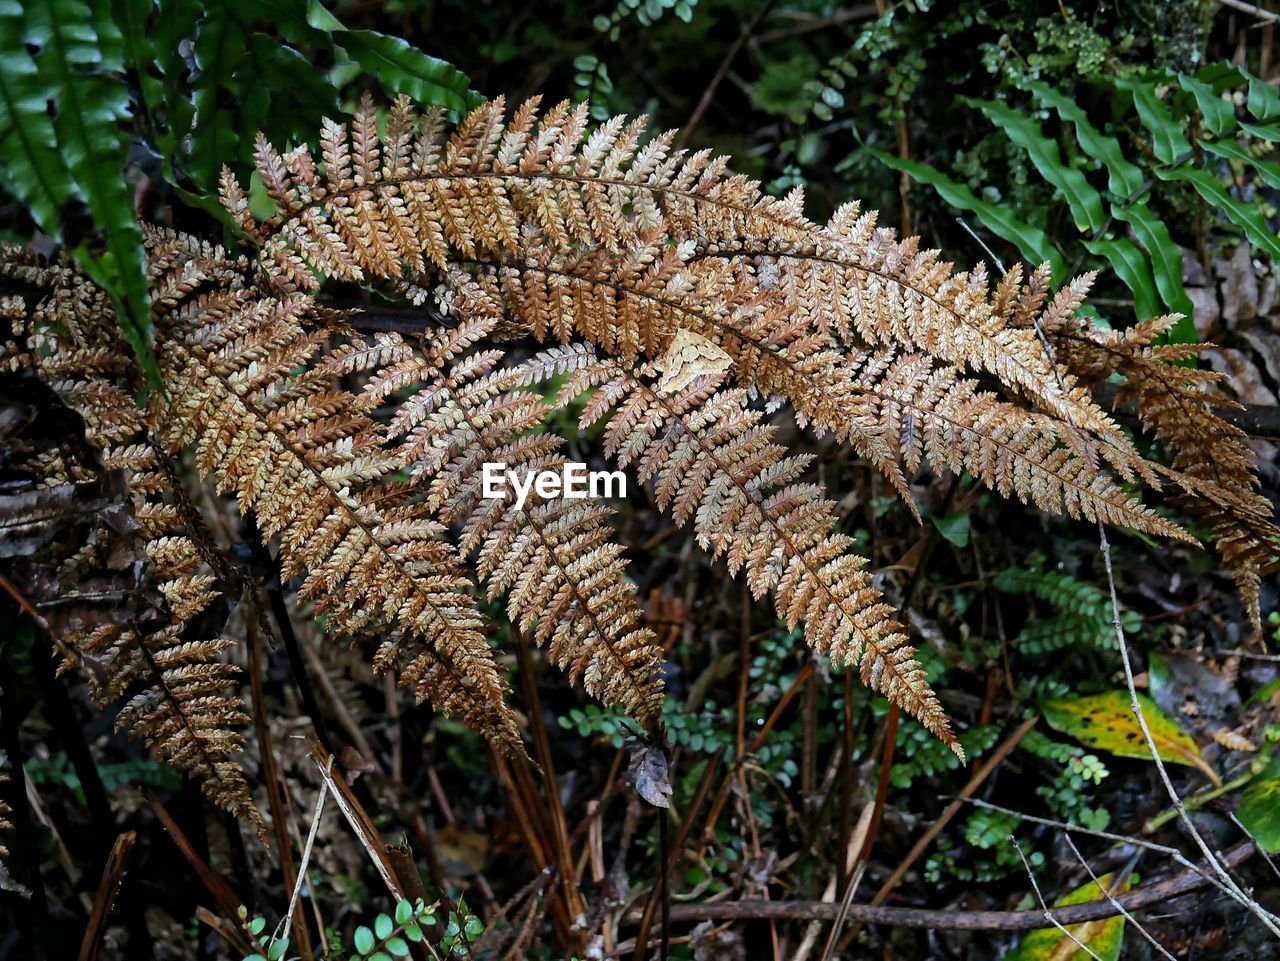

left=1212, top=728, right=1257, bottom=752
left=627, top=741, right=672, bottom=808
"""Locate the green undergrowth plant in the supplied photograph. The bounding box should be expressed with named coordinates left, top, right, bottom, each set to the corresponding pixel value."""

left=925, top=807, right=1044, bottom=885
left=0, top=0, right=478, bottom=373
left=870, top=62, right=1280, bottom=342
left=995, top=565, right=1141, bottom=654
left=1020, top=726, right=1113, bottom=831
left=240, top=897, right=483, bottom=961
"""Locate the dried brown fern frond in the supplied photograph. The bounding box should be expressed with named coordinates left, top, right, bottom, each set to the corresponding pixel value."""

left=465, top=252, right=1185, bottom=541
left=137, top=229, right=525, bottom=755
left=223, top=95, right=1181, bottom=540
left=0, top=250, right=263, bottom=832
left=852, top=348, right=1190, bottom=541
left=213, top=93, right=1229, bottom=756
left=224, top=94, right=1137, bottom=464
left=516, top=331, right=961, bottom=756
left=368, top=274, right=665, bottom=724
left=1048, top=314, right=1280, bottom=634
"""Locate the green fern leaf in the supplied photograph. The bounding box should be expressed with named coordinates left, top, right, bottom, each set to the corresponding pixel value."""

left=19, top=0, right=156, bottom=382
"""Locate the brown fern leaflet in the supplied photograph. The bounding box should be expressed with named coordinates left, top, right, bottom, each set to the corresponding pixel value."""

left=367, top=273, right=665, bottom=724
left=143, top=229, right=525, bottom=756
left=1046, top=310, right=1280, bottom=635
left=1, top=247, right=264, bottom=831
left=517, top=332, right=962, bottom=754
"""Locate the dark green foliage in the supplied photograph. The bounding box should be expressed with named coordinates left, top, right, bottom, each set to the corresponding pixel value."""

left=0, top=0, right=153, bottom=378
left=995, top=567, right=1140, bottom=655
left=241, top=897, right=481, bottom=961
left=0, top=0, right=479, bottom=375
left=878, top=65, right=1280, bottom=343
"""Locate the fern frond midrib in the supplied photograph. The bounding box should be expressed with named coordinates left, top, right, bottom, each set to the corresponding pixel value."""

left=685, top=247, right=1061, bottom=374
left=162, top=337, right=492, bottom=707
left=263, top=167, right=785, bottom=240
left=459, top=257, right=1169, bottom=531
left=440, top=386, right=657, bottom=716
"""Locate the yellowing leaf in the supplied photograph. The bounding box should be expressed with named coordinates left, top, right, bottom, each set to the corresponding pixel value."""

left=1041, top=691, right=1220, bottom=786
left=1003, top=872, right=1135, bottom=961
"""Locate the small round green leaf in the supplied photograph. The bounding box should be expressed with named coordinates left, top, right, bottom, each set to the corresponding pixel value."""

left=354, top=926, right=375, bottom=955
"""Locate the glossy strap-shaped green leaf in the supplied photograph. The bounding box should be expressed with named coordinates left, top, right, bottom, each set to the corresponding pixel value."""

left=188, top=10, right=247, bottom=192
left=966, top=94, right=1186, bottom=333
left=1178, top=74, right=1234, bottom=136
left=1157, top=164, right=1280, bottom=261
left=1111, top=200, right=1194, bottom=326
left=1202, top=138, right=1280, bottom=189
left=0, top=0, right=73, bottom=228
left=1027, top=79, right=1144, bottom=198
left=1116, top=78, right=1193, bottom=164
left=969, top=98, right=1107, bottom=234
left=1082, top=237, right=1162, bottom=320
left=304, top=0, right=480, bottom=115
left=337, top=31, right=478, bottom=115
left=20, top=0, right=156, bottom=380
left=1248, top=76, right=1280, bottom=121
left=870, top=147, right=1065, bottom=279
left=1239, top=120, right=1280, bottom=143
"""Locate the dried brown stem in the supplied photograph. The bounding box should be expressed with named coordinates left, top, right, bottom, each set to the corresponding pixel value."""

left=77, top=830, right=136, bottom=961
left=625, top=839, right=1255, bottom=930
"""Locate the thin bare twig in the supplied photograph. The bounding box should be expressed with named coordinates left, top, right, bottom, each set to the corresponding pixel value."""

left=1011, top=836, right=1107, bottom=961
left=1100, top=520, right=1280, bottom=937
left=1218, top=0, right=1280, bottom=25
left=677, top=0, right=778, bottom=148
left=77, top=831, right=137, bottom=961
left=275, top=783, right=327, bottom=948
left=817, top=860, right=866, bottom=961
left=623, top=839, right=1254, bottom=930
left=957, top=797, right=1235, bottom=896
left=1061, top=834, right=1177, bottom=961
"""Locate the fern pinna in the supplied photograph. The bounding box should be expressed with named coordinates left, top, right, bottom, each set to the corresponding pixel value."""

left=2, top=246, right=263, bottom=831
left=1, top=92, right=1276, bottom=820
